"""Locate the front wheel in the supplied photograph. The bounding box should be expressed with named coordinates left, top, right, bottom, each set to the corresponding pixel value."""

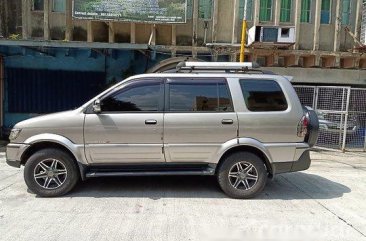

left=24, top=148, right=79, bottom=197
left=217, top=152, right=267, bottom=199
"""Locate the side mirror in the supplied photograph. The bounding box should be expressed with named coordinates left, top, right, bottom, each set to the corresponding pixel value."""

left=93, top=99, right=101, bottom=113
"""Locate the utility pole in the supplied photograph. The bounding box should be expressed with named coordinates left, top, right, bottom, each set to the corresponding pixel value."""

left=239, top=0, right=248, bottom=62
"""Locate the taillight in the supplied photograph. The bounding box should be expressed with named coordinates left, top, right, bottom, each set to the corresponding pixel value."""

left=297, top=115, right=309, bottom=137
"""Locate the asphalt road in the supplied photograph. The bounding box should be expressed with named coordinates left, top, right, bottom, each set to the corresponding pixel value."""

left=0, top=151, right=365, bottom=241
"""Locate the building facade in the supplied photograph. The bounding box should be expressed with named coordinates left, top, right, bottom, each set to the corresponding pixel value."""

left=17, top=0, right=366, bottom=66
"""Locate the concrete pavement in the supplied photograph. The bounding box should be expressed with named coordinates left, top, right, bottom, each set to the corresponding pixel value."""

left=0, top=150, right=365, bottom=241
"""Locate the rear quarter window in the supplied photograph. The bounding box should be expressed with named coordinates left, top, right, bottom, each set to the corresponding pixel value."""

left=239, top=79, right=288, bottom=112
left=167, top=79, right=234, bottom=112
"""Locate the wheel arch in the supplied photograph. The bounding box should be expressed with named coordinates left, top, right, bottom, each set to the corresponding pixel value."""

left=216, top=144, right=273, bottom=177
left=20, top=134, right=87, bottom=180
left=21, top=142, right=74, bottom=165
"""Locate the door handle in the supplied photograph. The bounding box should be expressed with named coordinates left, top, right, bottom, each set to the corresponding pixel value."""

left=222, top=119, right=234, bottom=125
left=145, top=119, right=157, bottom=125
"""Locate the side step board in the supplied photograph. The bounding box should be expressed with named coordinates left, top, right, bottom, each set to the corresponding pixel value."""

left=86, top=168, right=216, bottom=178
left=86, top=169, right=215, bottom=178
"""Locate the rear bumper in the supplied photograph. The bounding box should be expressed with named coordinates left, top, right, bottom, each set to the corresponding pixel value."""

left=272, top=150, right=311, bottom=175
left=5, top=143, right=29, bottom=168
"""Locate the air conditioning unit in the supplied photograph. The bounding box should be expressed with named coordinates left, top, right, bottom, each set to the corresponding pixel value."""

left=248, top=25, right=296, bottom=48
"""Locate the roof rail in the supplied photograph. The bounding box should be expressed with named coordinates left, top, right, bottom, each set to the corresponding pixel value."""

left=175, top=61, right=274, bottom=74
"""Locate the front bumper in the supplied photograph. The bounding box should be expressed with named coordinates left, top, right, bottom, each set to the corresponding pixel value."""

left=5, top=143, right=30, bottom=168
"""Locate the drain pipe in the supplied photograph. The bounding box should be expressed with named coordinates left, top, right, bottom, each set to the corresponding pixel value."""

left=203, top=21, right=209, bottom=44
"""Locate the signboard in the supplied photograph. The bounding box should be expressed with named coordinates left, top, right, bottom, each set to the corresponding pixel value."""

left=73, top=0, right=187, bottom=23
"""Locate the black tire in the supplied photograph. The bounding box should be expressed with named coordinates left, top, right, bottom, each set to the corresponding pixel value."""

left=217, top=152, right=267, bottom=199
left=24, top=148, right=79, bottom=197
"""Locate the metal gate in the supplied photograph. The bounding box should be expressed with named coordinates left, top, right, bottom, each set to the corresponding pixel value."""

left=294, top=85, right=366, bottom=152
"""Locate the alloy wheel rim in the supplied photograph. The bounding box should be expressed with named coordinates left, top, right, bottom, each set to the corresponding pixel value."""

left=33, top=159, right=67, bottom=190
left=228, top=161, right=258, bottom=190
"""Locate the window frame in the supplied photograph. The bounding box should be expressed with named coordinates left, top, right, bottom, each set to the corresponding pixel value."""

left=198, top=0, right=213, bottom=20
left=320, top=0, right=332, bottom=24
left=300, top=0, right=312, bottom=23
left=165, top=78, right=234, bottom=113
left=95, top=78, right=165, bottom=114
left=239, top=0, right=253, bottom=21
left=280, top=0, right=292, bottom=23
left=341, top=0, right=352, bottom=25
left=52, top=0, right=66, bottom=13
left=32, top=0, right=44, bottom=11
left=239, top=79, right=289, bottom=112
left=187, top=0, right=213, bottom=20
left=259, top=0, right=273, bottom=22
left=187, top=0, right=193, bottom=19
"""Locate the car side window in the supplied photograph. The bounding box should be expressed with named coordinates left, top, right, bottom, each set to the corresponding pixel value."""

left=168, top=79, right=233, bottom=112
left=240, top=79, right=288, bottom=112
left=101, top=80, right=162, bottom=112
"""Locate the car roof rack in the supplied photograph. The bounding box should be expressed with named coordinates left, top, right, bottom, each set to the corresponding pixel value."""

left=175, top=61, right=275, bottom=74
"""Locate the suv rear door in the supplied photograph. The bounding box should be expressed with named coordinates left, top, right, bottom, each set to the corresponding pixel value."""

left=164, top=78, right=238, bottom=163
left=233, top=77, right=305, bottom=163
left=236, top=78, right=303, bottom=143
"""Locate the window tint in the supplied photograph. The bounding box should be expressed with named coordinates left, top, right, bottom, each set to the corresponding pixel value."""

left=101, top=81, right=161, bottom=112
left=168, top=80, right=233, bottom=112
left=240, top=79, right=288, bottom=112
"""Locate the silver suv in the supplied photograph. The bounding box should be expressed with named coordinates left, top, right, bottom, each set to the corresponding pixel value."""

left=5, top=62, right=319, bottom=199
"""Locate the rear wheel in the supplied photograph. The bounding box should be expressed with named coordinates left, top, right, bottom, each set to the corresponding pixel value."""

left=217, top=152, right=267, bottom=199
left=24, top=148, right=79, bottom=197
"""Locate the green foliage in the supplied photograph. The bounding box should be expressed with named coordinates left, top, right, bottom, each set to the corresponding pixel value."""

left=75, top=0, right=102, bottom=12
left=9, top=34, right=21, bottom=40
left=166, top=3, right=185, bottom=16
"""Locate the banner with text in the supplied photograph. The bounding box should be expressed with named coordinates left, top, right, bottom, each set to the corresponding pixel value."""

left=73, top=0, right=187, bottom=23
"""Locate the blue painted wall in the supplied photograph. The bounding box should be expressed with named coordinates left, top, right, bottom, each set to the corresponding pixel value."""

left=0, top=45, right=217, bottom=131
left=0, top=46, right=166, bottom=129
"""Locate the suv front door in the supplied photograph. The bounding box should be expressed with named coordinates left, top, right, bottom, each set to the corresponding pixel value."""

left=84, top=78, right=165, bottom=164
left=164, top=78, right=238, bottom=163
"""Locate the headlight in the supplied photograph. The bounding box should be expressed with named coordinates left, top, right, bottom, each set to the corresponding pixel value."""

left=9, top=129, right=21, bottom=141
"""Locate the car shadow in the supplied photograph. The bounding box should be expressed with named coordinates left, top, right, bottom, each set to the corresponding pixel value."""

left=64, top=172, right=351, bottom=200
